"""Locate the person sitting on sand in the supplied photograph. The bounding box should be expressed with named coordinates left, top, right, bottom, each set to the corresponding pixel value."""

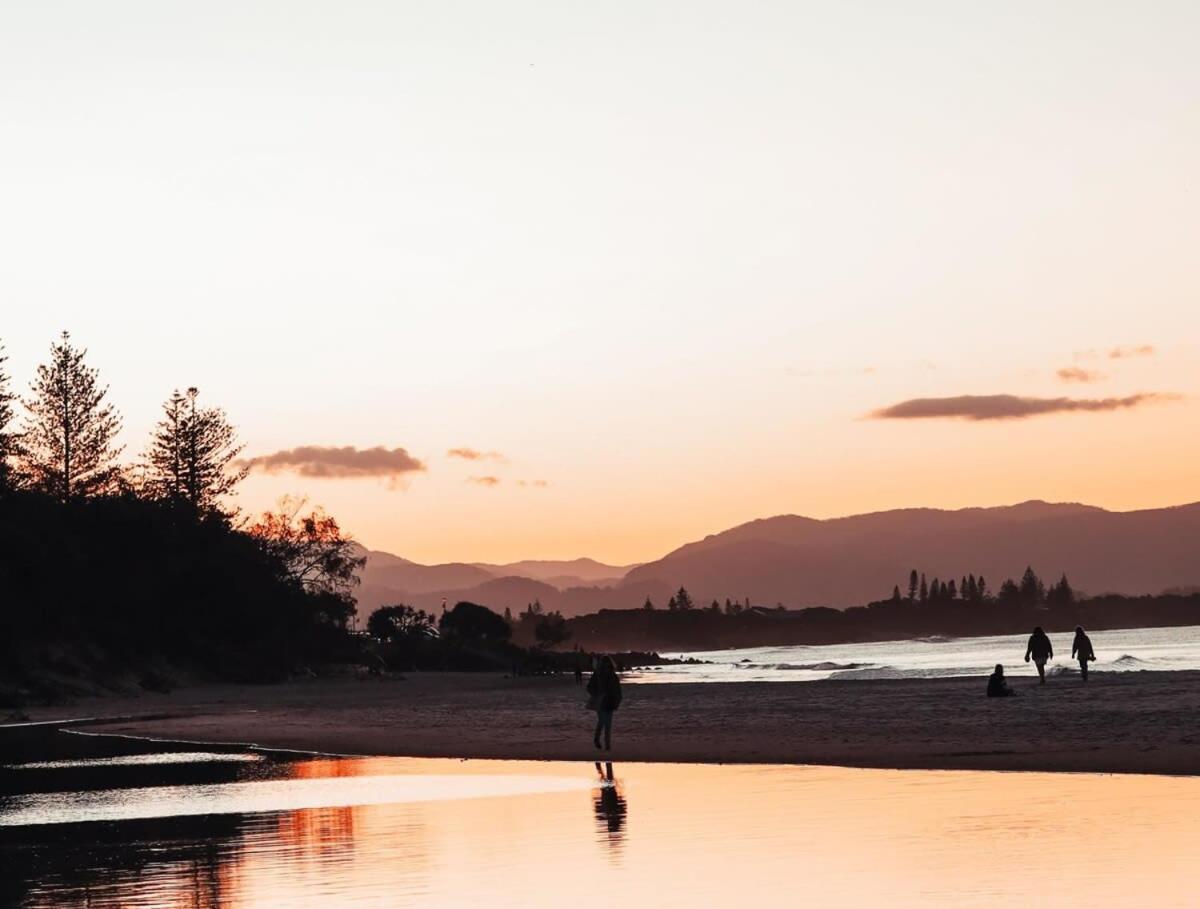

left=1072, top=626, right=1097, bottom=682
left=1024, top=626, right=1054, bottom=684
left=987, top=664, right=1016, bottom=697
left=587, top=656, right=623, bottom=751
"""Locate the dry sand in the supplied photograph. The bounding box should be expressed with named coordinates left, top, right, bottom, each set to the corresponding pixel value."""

left=22, top=670, right=1200, bottom=775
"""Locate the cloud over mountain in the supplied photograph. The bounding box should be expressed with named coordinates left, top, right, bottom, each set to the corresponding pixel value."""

left=871, top=393, right=1177, bottom=421
left=241, top=445, right=426, bottom=481
left=467, top=475, right=501, bottom=486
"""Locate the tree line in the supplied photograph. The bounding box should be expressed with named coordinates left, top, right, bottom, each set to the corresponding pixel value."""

left=893, top=566, right=1074, bottom=607
left=0, top=332, right=364, bottom=702
left=0, top=332, right=245, bottom=509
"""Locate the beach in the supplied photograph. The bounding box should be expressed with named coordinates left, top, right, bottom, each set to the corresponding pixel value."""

left=20, top=669, right=1200, bottom=775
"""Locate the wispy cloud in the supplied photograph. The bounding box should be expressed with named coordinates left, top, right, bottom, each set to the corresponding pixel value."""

left=1076, top=344, right=1156, bottom=361
left=1056, top=367, right=1105, bottom=384
left=870, top=393, right=1178, bottom=421
left=1108, top=344, right=1155, bottom=360
left=467, top=475, right=501, bottom=486
left=241, top=445, right=426, bottom=483
left=447, top=448, right=507, bottom=462
left=518, top=479, right=549, bottom=488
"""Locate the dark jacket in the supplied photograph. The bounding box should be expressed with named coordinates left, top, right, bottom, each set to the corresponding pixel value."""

left=1025, top=631, right=1053, bottom=662
left=987, top=673, right=1013, bottom=697
left=1072, top=633, right=1096, bottom=662
left=587, top=669, right=623, bottom=712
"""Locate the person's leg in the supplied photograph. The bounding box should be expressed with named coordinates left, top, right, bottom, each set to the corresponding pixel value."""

left=1080, top=659, right=1088, bottom=681
left=1036, top=660, right=1046, bottom=683
left=593, top=713, right=604, bottom=748
left=601, top=710, right=613, bottom=750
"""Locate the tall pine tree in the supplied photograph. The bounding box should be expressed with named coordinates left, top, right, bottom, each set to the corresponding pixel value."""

left=0, top=339, right=17, bottom=492
left=22, top=332, right=123, bottom=502
left=147, top=387, right=246, bottom=514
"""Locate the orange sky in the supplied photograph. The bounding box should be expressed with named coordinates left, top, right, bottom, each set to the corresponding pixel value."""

left=2, top=1, right=1197, bottom=564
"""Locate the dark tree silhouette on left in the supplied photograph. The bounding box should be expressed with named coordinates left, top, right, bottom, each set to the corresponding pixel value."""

left=21, top=331, right=123, bottom=502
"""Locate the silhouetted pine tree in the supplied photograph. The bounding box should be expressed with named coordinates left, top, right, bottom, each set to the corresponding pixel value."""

left=919, top=573, right=928, bottom=603
left=948, top=579, right=958, bottom=600
left=1019, top=566, right=1045, bottom=604
left=643, top=597, right=655, bottom=610
left=977, top=576, right=987, bottom=600
left=147, top=387, right=246, bottom=514
left=997, top=578, right=1021, bottom=606
left=907, top=569, right=919, bottom=602
left=1047, top=574, right=1075, bottom=606
left=675, top=586, right=694, bottom=610
left=22, top=332, right=123, bottom=502
left=0, top=340, right=17, bottom=492
left=929, top=577, right=941, bottom=602
left=892, top=585, right=901, bottom=602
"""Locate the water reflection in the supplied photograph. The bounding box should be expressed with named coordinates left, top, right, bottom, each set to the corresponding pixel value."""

left=4, top=751, right=1200, bottom=908
left=592, top=761, right=627, bottom=857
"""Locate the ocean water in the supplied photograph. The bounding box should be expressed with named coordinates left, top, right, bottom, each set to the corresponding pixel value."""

left=633, top=624, right=1200, bottom=683
left=3, top=750, right=1199, bottom=908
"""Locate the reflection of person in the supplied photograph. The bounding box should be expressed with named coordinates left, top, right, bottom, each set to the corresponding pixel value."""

left=987, top=664, right=1015, bottom=697
left=593, top=761, right=627, bottom=841
left=1024, top=626, right=1054, bottom=684
left=587, top=656, right=623, bottom=750
left=1072, top=626, right=1097, bottom=682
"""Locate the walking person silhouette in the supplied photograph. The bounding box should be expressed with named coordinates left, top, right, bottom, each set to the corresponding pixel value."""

left=1024, top=626, right=1054, bottom=684
left=1072, top=626, right=1096, bottom=681
left=587, top=656, right=623, bottom=751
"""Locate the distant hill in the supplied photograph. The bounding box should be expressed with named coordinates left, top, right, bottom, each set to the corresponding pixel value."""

left=354, top=501, right=1200, bottom=619
left=470, top=557, right=634, bottom=588
left=621, top=501, right=1200, bottom=608
left=354, top=549, right=640, bottom=618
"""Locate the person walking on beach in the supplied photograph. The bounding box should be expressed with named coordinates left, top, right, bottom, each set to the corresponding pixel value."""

left=1024, top=626, right=1053, bottom=684
left=1072, top=626, right=1096, bottom=682
left=587, top=656, right=623, bottom=751
left=987, top=664, right=1016, bottom=697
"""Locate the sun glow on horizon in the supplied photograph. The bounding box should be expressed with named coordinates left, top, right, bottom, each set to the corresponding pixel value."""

left=1, top=0, right=1197, bottom=563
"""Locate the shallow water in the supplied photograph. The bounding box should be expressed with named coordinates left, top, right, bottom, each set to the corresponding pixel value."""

left=2, top=749, right=1198, bottom=907
left=638, top=623, right=1200, bottom=683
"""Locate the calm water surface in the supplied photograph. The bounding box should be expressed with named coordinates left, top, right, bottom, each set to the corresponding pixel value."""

left=2, top=748, right=1198, bottom=907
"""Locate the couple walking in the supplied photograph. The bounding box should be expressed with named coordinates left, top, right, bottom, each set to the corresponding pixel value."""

left=989, top=626, right=1096, bottom=696
left=1025, top=625, right=1097, bottom=682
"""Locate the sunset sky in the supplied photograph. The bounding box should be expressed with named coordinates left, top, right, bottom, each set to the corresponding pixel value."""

left=2, top=0, right=1197, bottom=564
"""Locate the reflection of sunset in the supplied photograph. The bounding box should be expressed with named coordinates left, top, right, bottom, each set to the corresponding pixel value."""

left=17, top=757, right=1200, bottom=908
left=190, top=761, right=1200, bottom=908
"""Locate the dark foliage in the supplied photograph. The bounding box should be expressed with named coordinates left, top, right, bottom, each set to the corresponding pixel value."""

left=0, top=489, right=358, bottom=694
left=566, top=593, right=1200, bottom=653
left=439, top=601, right=512, bottom=644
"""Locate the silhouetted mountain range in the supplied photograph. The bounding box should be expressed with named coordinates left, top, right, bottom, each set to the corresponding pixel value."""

left=353, top=548, right=642, bottom=618
left=355, top=501, right=1200, bottom=619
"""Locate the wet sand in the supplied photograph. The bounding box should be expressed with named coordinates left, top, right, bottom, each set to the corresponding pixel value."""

left=19, top=670, right=1200, bottom=775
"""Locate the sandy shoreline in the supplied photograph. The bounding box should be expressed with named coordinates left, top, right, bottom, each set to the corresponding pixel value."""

left=18, top=670, right=1200, bottom=776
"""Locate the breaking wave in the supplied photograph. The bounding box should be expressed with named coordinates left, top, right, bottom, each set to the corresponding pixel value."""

left=736, top=661, right=871, bottom=672
left=1111, top=654, right=1148, bottom=666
